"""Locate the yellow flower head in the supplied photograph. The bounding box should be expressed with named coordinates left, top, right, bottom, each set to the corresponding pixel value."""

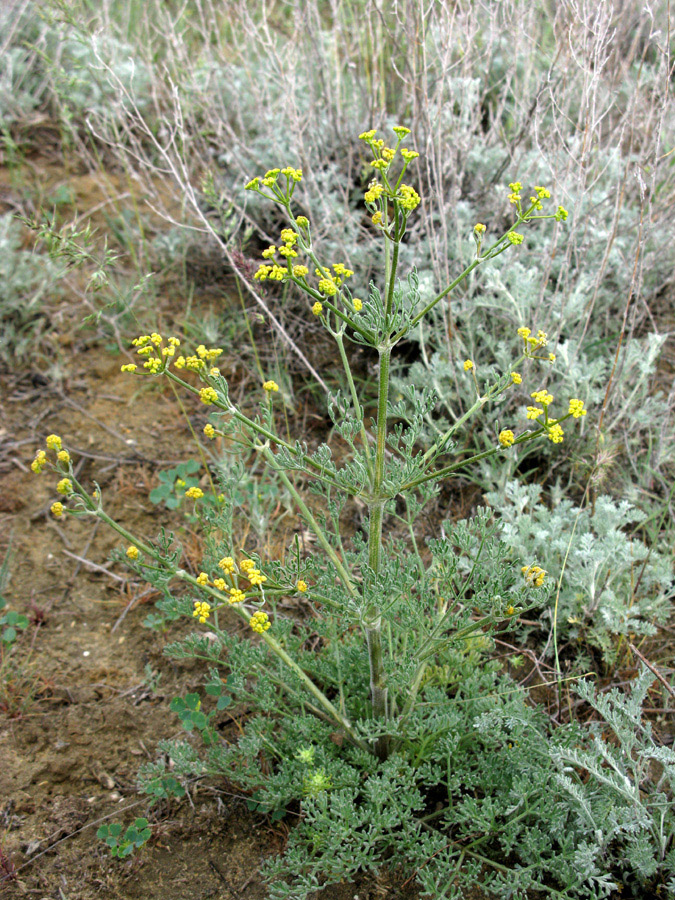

left=56, top=478, right=73, bottom=495
left=126, top=546, right=139, bottom=560
left=240, top=559, right=256, bottom=572
left=371, top=211, right=382, bottom=225
left=517, top=327, right=531, bottom=340
left=312, top=301, right=323, bottom=316
left=263, top=380, right=279, bottom=392
left=463, top=359, right=474, bottom=372
left=400, top=148, right=419, bottom=162
left=203, top=424, right=216, bottom=439
left=249, top=610, right=271, bottom=633
left=31, top=450, right=47, bottom=474
left=364, top=182, right=384, bottom=204
left=51, top=501, right=65, bottom=518
left=522, top=564, right=546, bottom=588
left=57, top=450, right=70, bottom=464
left=398, top=184, right=420, bottom=211
left=193, top=600, right=211, bottom=623
left=511, top=372, right=522, bottom=385
left=280, top=228, right=298, bottom=246
left=531, top=390, right=553, bottom=406
left=296, top=580, right=308, bottom=592
left=46, top=434, right=62, bottom=451
left=199, top=387, right=219, bottom=405
left=318, top=278, right=338, bottom=296
left=499, top=430, right=515, bottom=448
left=474, top=223, right=486, bottom=235
left=196, top=572, right=209, bottom=586
left=359, top=129, right=377, bottom=141
left=229, top=588, right=246, bottom=605
left=218, top=556, right=235, bottom=574
left=526, top=406, right=544, bottom=420
left=507, top=231, right=524, bottom=245
left=185, top=486, right=204, bottom=500
left=121, top=364, right=137, bottom=373
left=392, top=126, right=410, bottom=138
left=352, top=298, right=363, bottom=312
left=547, top=423, right=564, bottom=443
left=568, top=399, right=587, bottom=419
left=213, top=578, right=226, bottom=591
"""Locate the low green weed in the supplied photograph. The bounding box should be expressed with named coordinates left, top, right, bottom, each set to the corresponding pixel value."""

left=97, top=817, right=151, bottom=858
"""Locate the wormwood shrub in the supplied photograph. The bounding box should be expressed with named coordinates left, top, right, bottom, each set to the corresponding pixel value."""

left=31, top=130, right=674, bottom=898
left=486, top=481, right=674, bottom=668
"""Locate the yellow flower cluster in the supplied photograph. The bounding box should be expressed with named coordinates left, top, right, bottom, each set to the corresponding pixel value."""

left=507, top=231, right=524, bottom=245
left=196, top=344, right=222, bottom=361
left=296, top=580, right=308, bottom=592
left=531, top=389, right=553, bottom=406
left=241, top=558, right=267, bottom=586
left=280, top=167, right=302, bottom=182
left=31, top=450, right=47, bottom=474
left=511, top=372, right=522, bottom=384
left=517, top=326, right=549, bottom=353
left=352, top=298, right=363, bottom=312
left=293, top=265, right=309, bottom=278
left=193, top=600, right=211, bottom=623
left=218, top=556, right=235, bottom=574
left=185, top=486, right=204, bottom=500
left=312, top=301, right=323, bottom=316
left=317, top=277, right=338, bottom=296
left=199, top=387, right=218, bottom=405
left=254, top=263, right=287, bottom=282
left=121, top=363, right=137, bottom=373
left=499, top=430, right=515, bottom=447
left=474, top=223, right=486, bottom=235
left=229, top=588, right=246, bottom=604
left=126, top=546, right=139, bottom=560
left=398, top=184, right=420, bottom=211
left=547, top=423, right=564, bottom=443
left=196, top=572, right=209, bottom=586
left=522, top=564, right=546, bottom=587
left=33, top=436, right=74, bottom=511
left=568, top=399, right=587, bottom=418
left=463, top=359, right=474, bottom=371
left=203, top=424, right=216, bottom=440
left=508, top=182, right=522, bottom=204
left=400, top=148, right=419, bottom=162
left=364, top=181, right=384, bottom=204
left=263, top=380, right=279, bottom=392
left=249, top=610, right=271, bottom=633
left=526, top=406, right=544, bottom=420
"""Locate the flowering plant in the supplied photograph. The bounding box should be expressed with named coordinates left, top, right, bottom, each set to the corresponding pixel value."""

left=31, top=129, right=608, bottom=898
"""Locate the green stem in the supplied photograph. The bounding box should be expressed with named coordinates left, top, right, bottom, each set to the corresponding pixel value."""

left=366, top=343, right=392, bottom=757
